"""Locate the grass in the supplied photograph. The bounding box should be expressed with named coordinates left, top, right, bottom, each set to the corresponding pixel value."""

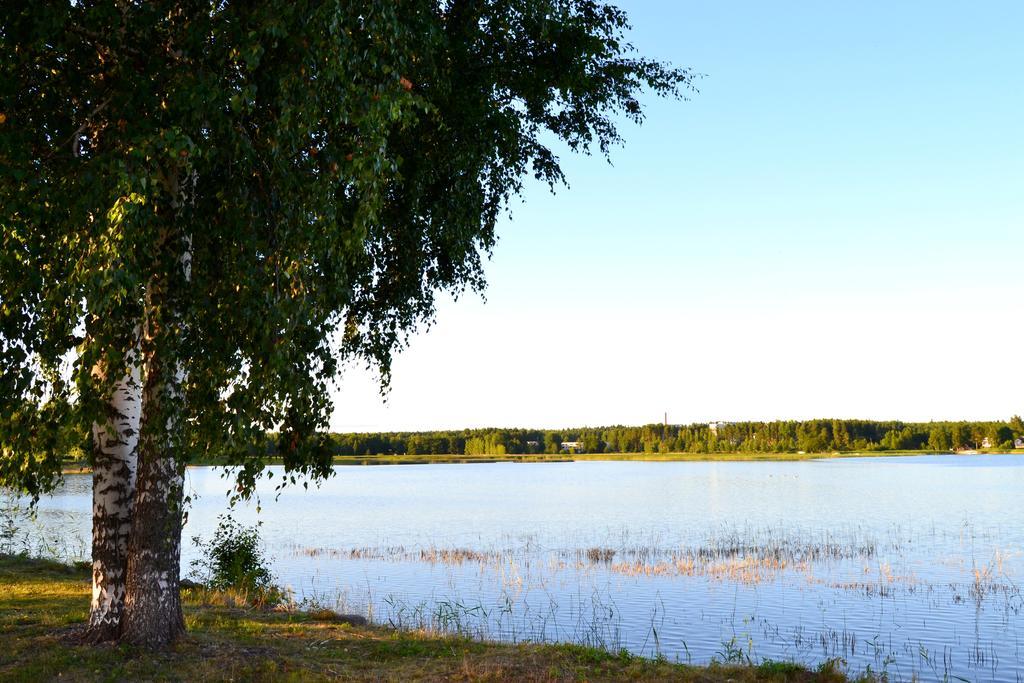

left=60, top=448, right=1011, bottom=473
left=0, top=554, right=862, bottom=682
left=64, top=445, right=1024, bottom=474
left=278, top=449, right=995, bottom=466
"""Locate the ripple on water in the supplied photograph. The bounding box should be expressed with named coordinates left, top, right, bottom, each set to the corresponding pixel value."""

left=10, top=456, right=1024, bottom=681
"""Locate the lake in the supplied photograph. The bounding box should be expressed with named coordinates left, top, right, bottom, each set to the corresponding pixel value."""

left=8, top=455, right=1024, bottom=681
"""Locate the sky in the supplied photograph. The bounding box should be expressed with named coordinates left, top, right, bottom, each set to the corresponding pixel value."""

left=330, top=1, right=1024, bottom=432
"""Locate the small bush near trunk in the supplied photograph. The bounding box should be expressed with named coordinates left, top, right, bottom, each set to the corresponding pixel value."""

left=190, top=514, right=274, bottom=595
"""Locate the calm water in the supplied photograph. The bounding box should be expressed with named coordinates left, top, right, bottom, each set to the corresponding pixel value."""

left=10, top=455, right=1024, bottom=681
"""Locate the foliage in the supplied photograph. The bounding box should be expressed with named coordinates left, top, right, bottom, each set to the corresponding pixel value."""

left=325, top=416, right=1024, bottom=456
left=190, top=514, right=274, bottom=595
left=0, top=0, right=694, bottom=502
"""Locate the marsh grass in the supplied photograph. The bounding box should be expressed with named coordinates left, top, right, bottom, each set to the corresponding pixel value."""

left=290, top=528, right=883, bottom=588
left=0, top=554, right=852, bottom=681
left=280, top=523, right=1023, bottom=681
left=0, top=492, right=87, bottom=561
left=585, top=547, right=617, bottom=563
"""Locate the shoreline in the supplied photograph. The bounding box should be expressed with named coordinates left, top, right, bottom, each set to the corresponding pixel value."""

left=59, top=449, right=1022, bottom=474
left=0, top=553, right=855, bottom=681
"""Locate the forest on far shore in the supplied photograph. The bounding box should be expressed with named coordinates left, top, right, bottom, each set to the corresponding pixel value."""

left=324, top=417, right=1024, bottom=457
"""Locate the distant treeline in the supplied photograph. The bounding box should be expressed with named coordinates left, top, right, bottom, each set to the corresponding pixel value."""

left=327, top=417, right=1024, bottom=456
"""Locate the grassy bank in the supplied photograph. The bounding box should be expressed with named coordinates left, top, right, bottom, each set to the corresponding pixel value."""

left=326, top=451, right=931, bottom=466
left=0, top=554, right=859, bottom=681
left=61, top=448, right=1021, bottom=473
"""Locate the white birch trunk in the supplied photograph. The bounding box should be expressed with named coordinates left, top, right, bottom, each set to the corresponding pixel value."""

left=120, top=352, right=188, bottom=647
left=120, top=186, right=193, bottom=646
left=86, top=359, right=141, bottom=642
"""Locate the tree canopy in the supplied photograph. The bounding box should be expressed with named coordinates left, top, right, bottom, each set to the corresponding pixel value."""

left=324, top=418, right=1024, bottom=457
left=1, top=0, right=693, bottom=497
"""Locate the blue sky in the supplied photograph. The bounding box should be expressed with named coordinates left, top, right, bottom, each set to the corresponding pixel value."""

left=330, top=1, right=1023, bottom=431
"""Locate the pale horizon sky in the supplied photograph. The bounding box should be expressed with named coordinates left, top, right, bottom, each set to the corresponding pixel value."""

left=330, top=0, right=1023, bottom=432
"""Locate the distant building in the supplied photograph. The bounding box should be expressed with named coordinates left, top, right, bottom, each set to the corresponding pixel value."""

left=1015, top=438, right=1024, bottom=449
left=708, top=421, right=734, bottom=435
left=981, top=437, right=993, bottom=449
left=560, top=441, right=583, bottom=452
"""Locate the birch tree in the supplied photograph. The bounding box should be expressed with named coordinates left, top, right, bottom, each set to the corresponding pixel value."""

left=0, top=0, right=693, bottom=647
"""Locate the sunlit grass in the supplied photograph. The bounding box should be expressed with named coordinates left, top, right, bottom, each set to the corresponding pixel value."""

left=61, top=448, right=1024, bottom=474
left=325, top=450, right=942, bottom=466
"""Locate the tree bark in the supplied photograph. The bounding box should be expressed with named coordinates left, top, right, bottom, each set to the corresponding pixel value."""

left=84, top=363, right=140, bottom=643
left=119, top=351, right=186, bottom=647
left=118, top=169, right=193, bottom=648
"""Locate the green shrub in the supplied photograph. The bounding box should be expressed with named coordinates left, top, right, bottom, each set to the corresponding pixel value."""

left=190, top=514, right=274, bottom=594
